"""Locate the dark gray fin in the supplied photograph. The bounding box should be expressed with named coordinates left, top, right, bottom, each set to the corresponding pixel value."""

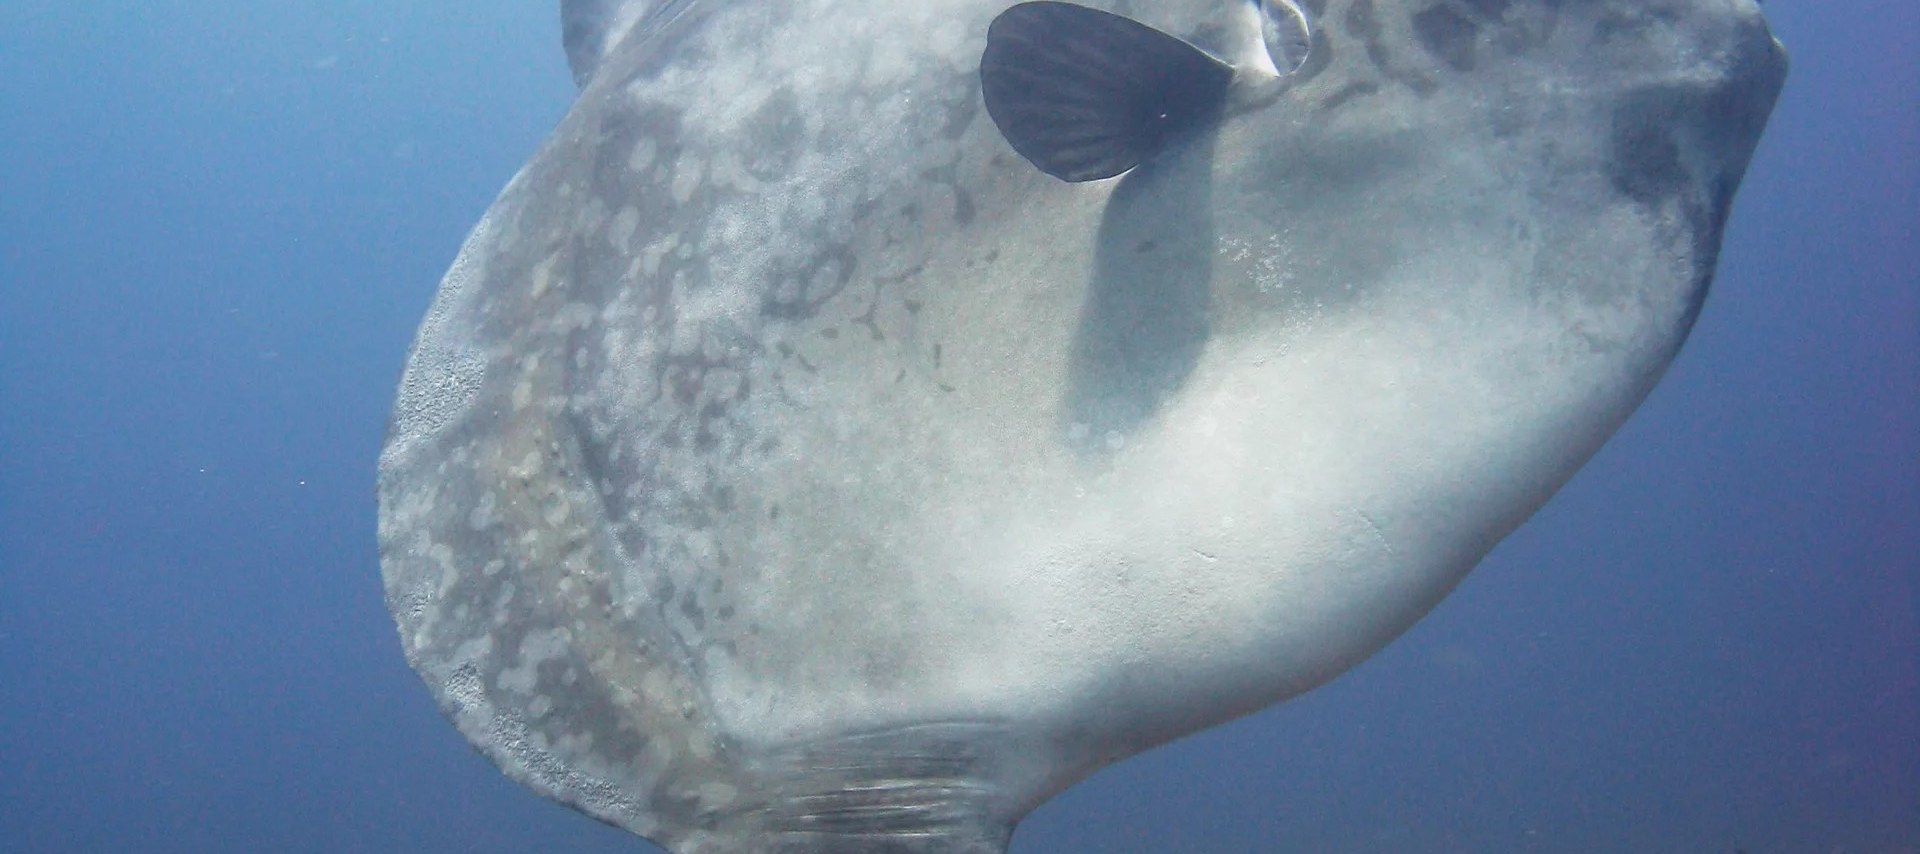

left=981, top=2, right=1235, bottom=183
left=561, top=0, right=658, bottom=87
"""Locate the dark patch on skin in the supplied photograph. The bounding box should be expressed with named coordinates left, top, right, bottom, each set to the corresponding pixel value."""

left=1489, top=97, right=1529, bottom=139
left=913, top=165, right=976, bottom=227
left=1607, top=95, right=1690, bottom=208
left=1413, top=5, right=1479, bottom=71
left=568, top=107, right=715, bottom=310
left=939, top=78, right=980, bottom=140
left=593, top=110, right=649, bottom=199
left=1344, top=0, right=1391, bottom=73
left=852, top=293, right=886, bottom=341
left=1063, top=124, right=1217, bottom=449
left=760, top=244, right=859, bottom=319
left=695, top=401, right=728, bottom=451
left=1345, top=0, right=1437, bottom=96
left=952, top=184, right=977, bottom=225
left=1594, top=5, right=1683, bottom=45
left=738, top=87, right=807, bottom=182
left=1606, top=17, right=1787, bottom=353
left=568, top=405, right=657, bottom=567
left=1318, top=79, right=1381, bottom=112
left=1491, top=5, right=1560, bottom=56
left=775, top=341, right=818, bottom=374
left=875, top=262, right=928, bottom=286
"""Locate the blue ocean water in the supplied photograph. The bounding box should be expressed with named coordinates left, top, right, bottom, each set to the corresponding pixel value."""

left=0, top=1, right=1913, bottom=851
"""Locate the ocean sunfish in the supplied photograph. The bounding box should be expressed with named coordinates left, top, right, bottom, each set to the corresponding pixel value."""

left=377, top=1, right=1787, bottom=850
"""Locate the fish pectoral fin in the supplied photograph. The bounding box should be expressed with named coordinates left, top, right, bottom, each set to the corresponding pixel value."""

left=980, top=1, right=1234, bottom=183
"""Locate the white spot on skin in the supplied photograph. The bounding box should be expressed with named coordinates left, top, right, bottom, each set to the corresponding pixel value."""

left=641, top=234, right=679, bottom=278
left=543, top=495, right=571, bottom=527
left=671, top=155, right=705, bottom=205
left=628, top=137, right=656, bottom=174
left=709, top=151, right=766, bottom=194
left=497, top=628, right=572, bottom=695
left=610, top=206, right=641, bottom=254
left=698, top=782, right=738, bottom=808
left=686, top=733, right=715, bottom=761
left=640, top=670, right=674, bottom=708
left=531, top=253, right=560, bottom=299
left=512, top=450, right=543, bottom=480
left=468, top=491, right=498, bottom=530
left=929, top=20, right=967, bottom=69
left=499, top=667, right=537, bottom=695
left=864, top=37, right=914, bottom=88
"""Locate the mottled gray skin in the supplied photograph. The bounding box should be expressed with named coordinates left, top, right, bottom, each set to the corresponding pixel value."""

left=377, top=1, right=1785, bottom=851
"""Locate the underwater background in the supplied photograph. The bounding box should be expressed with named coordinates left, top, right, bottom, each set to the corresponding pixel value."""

left=1, top=2, right=1913, bottom=851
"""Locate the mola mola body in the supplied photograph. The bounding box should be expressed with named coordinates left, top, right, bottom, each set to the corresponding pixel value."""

left=378, top=1, right=1786, bottom=850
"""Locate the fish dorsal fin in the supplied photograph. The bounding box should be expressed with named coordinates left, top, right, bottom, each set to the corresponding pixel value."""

left=561, top=0, right=660, bottom=87
left=981, top=2, right=1235, bottom=183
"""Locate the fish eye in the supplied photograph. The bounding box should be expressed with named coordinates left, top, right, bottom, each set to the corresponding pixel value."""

left=1257, top=0, right=1314, bottom=75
